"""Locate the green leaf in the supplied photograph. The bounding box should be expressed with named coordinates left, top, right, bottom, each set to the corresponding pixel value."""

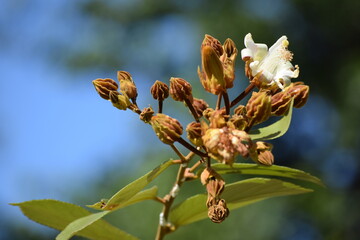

left=169, top=178, right=312, bottom=227
left=249, top=99, right=293, bottom=141
left=11, top=200, right=138, bottom=240
left=87, top=186, right=158, bottom=210
left=210, top=163, right=324, bottom=186
left=101, top=160, right=173, bottom=210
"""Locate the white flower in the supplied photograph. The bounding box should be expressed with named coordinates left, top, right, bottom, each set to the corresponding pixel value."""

left=241, top=33, right=299, bottom=89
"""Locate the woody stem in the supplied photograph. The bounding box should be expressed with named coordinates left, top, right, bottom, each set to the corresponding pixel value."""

left=158, top=100, right=163, bottom=113
left=216, top=93, right=222, bottom=110
left=184, top=98, right=199, bottom=122
left=229, top=82, right=255, bottom=108
left=223, top=92, right=230, bottom=115
left=177, top=137, right=208, bottom=158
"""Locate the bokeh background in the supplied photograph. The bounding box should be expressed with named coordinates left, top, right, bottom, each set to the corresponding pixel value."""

left=1, top=0, right=360, bottom=239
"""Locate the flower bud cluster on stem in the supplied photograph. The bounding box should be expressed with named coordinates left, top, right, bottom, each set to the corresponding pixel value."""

left=92, top=32, right=310, bottom=240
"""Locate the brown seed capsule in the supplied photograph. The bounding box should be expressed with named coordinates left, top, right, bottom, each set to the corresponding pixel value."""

left=93, top=78, right=118, bottom=100
left=186, top=122, right=203, bottom=146
left=139, top=107, right=154, bottom=123
left=150, top=114, right=183, bottom=145
left=288, top=82, right=309, bottom=108
left=117, top=71, right=132, bottom=82
left=169, top=77, right=193, bottom=102
left=271, top=90, right=292, bottom=116
left=246, top=90, right=272, bottom=125
left=150, top=80, right=169, bottom=101
left=202, top=34, right=223, bottom=58
left=192, top=98, right=209, bottom=117
left=199, top=45, right=226, bottom=95
left=207, top=199, right=229, bottom=223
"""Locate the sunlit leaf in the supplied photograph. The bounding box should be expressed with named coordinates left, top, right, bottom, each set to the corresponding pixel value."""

left=87, top=186, right=158, bottom=210
left=102, top=160, right=173, bottom=210
left=169, top=178, right=312, bottom=227
left=249, top=99, right=293, bottom=141
left=11, top=200, right=138, bottom=240
left=209, top=163, right=324, bottom=186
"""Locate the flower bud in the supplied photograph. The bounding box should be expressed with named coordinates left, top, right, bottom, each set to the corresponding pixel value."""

left=288, top=82, right=309, bottom=108
left=246, top=90, right=272, bottom=125
left=207, top=199, right=229, bottom=223
left=169, top=77, right=193, bottom=102
left=117, top=71, right=138, bottom=100
left=202, top=34, right=223, bottom=57
left=250, top=141, right=274, bottom=166
left=150, top=114, right=183, bottom=145
left=192, top=98, right=209, bottom=117
left=199, top=45, right=226, bottom=95
left=271, top=90, right=292, bottom=116
left=93, top=78, right=118, bottom=100
left=150, top=80, right=169, bottom=101
left=203, top=108, right=215, bottom=120
left=209, top=110, right=227, bottom=129
left=109, top=91, right=131, bottom=110
left=221, top=38, right=238, bottom=89
left=186, top=122, right=203, bottom=146
left=140, top=107, right=154, bottom=123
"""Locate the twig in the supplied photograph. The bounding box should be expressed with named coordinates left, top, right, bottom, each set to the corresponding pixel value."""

left=184, top=98, right=200, bottom=122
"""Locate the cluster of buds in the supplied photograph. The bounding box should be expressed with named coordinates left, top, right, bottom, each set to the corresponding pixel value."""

left=92, top=33, right=309, bottom=224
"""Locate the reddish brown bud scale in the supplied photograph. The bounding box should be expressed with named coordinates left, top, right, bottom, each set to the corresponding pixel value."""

left=271, top=90, right=292, bottom=116
left=288, top=82, right=309, bottom=108
left=150, top=80, right=169, bottom=101
left=246, top=91, right=272, bottom=125
left=169, top=77, right=193, bottom=102
left=93, top=78, right=118, bottom=100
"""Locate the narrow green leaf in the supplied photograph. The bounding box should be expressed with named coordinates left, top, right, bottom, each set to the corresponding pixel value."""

left=169, top=178, right=312, bottom=227
left=102, top=160, right=173, bottom=210
left=210, top=163, right=324, bottom=186
left=87, top=186, right=158, bottom=210
left=11, top=199, right=138, bottom=240
left=249, top=99, right=293, bottom=141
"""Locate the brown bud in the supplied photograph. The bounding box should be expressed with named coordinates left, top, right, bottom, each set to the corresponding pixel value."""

left=120, top=80, right=137, bottom=100
left=202, top=34, right=223, bottom=57
left=271, top=90, right=292, bottom=116
left=221, top=38, right=238, bottom=89
left=109, top=91, right=131, bottom=110
left=250, top=141, right=274, bottom=166
left=150, top=80, right=169, bottom=101
left=150, top=114, right=183, bottom=145
left=201, top=168, right=225, bottom=195
left=169, top=77, right=193, bottom=102
left=287, top=82, right=309, bottom=108
left=140, top=107, right=154, bottom=123
left=203, top=127, right=252, bottom=165
left=246, top=90, right=272, bottom=125
left=117, top=71, right=132, bottom=82
left=93, top=78, right=118, bottom=100
left=208, top=199, right=229, bottom=223
left=186, top=122, right=203, bottom=146
left=199, top=45, right=226, bottom=95
left=192, top=98, right=209, bottom=117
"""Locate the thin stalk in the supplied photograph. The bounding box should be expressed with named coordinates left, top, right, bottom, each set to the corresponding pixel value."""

left=223, top=92, right=230, bottom=116
left=158, top=100, right=163, bottom=113
left=177, top=137, right=208, bottom=158
left=216, top=93, right=222, bottom=110
left=229, top=82, right=255, bottom=108
left=184, top=98, right=199, bottom=122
